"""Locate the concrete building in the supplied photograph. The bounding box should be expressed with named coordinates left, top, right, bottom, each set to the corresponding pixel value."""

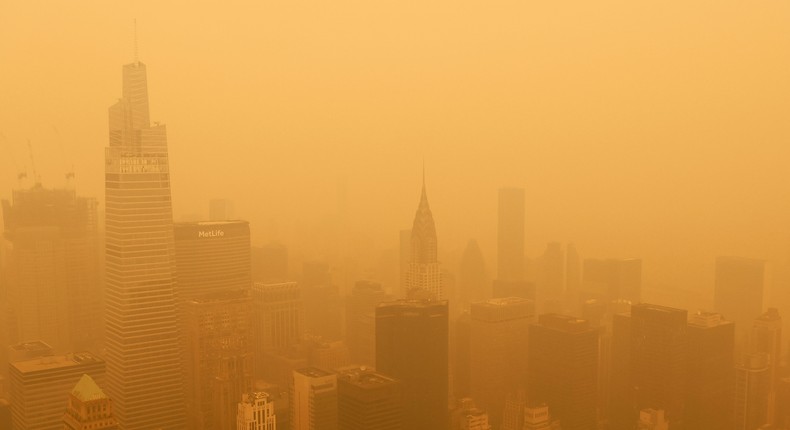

left=469, top=297, right=534, bottom=428
left=376, top=299, right=449, bottom=430
left=237, top=392, right=276, bottom=430
left=290, top=367, right=338, bottom=430
left=252, top=281, right=305, bottom=378
left=735, top=353, right=771, bottom=430
left=10, top=352, right=105, bottom=430
left=337, top=366, right=403, bottom=430
left=63, top=374, right=119, bottom=430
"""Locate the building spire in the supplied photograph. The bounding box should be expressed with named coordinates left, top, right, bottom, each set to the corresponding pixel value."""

left=420, top=160, right=429, bottom=209
left=133, top=18, right=139, bottom=63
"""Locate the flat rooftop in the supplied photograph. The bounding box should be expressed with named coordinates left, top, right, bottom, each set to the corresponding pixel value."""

left=12, top=352, right=104, bottom=374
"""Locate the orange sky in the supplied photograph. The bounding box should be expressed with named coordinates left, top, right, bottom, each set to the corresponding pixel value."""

left=1, top=0, right=789, bottom=307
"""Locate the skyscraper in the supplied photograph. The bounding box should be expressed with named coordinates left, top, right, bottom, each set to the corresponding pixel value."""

left=457, top=240, right=489, bottom=310
left=10, top=352, right=106, bottom=430
left=581, top=258, right=642, bottom=304
left=237, top=392, right=277, bottom=430
left=63, top=374, right=119, bottom=430
left=252, top=242, right=288, bottom=283
left=2, top=185, right=101, bottom=352
left=103, top=59, right=185, bottom=429
left=173, top=220, right=252, bottom=300
left=337, top=366, right=403, bottom=430
left=345, top=280, right=388, bottom=367
left=714, top=256, right=766, bottom=349
left=184, top=290, right=254, bottom=430
left=735, top=353, right=771, bottom=430
left=404, top=175, right=443, bottom=300
left=251, top=281, right=305, bottom=376
left=290, top=367, right=338, bottom=430
left=750, top=308, right=782, bottom=425
left=497, top=187, right=525, bottom=282
left=469, top=297, right=534, bottom=428
left=630, top=304, right=687, bottom=429
left=685, top=311, right=735, bottom=429
left=376, top=299, right=449, bottom=430
left=529, top=314, right=598, bottom=430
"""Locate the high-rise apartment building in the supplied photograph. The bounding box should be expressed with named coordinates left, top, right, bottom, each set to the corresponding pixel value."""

left=630, top=304, right=687, bottom=429
left=337, top=366, right=403, bottom=430
left=685, top=312, right=734, bottom=429
left=497, top=187, right=525, bottom=282
left=714, top=256, right=766, bottom=349
left=290, top=367, right=338, bottom=430
left=750, top=308, right=782, bottom=425
left=237, top=392, right=277, bottom=430
left=174, top=220, right=251, bottom=299
left=2, top=185, right=101, bottom=352
left=103, top=59, right=185, bottom=429
left=376, top=299, right=449, bottom=430
left=469, top=297, right=534, bottom=428
left=404, top=176, right=443, bottom=300
left=10, top=352, right=105, bottom=430
left=184, top=289, right=254, bottom=430
left=735, top=353, right=771, bottom=430
left=458, top=240, right=489, bottom=309
left=529, top=314, right=598, bottom=430
left=345, top=280, right=388, bottom=367
left=251, top=281, right=304, bottom=378
left=63, top=374, right=119, bottom=430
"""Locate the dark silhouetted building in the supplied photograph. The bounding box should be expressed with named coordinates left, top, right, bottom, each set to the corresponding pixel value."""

left=337, top=366, right=403, bottom=430
left=529, top=314, right=598, bottom=430
left=470, top=297, right=534, bottom=428
left=376, top=299, right=449, bottom=430
left=685, top=311, right=734, bottom=429
left=346, top=280, right=388, bottom=367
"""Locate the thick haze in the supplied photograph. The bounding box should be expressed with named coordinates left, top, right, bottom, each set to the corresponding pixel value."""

left=1, top=1, right=789, bottom=308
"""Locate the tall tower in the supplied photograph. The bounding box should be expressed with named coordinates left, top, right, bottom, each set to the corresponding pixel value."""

left=290, top=367, right=338, bottom=430
left=469, top=297, right=534, bottom=428
left=714, top=256, right=766, bottom=349
left=237, top=392, right=276, bottom=430
left=336, top=366, right=403, bottom=430
left=497, top=187, right=525, bottom=282
left=405, top=172, right=443, bottom=300
left=103, top=59, right=186, bottom=429
left=529, top=314, right=599, bottom=430
left=735, top=353, right=771, bottom=430
left=750, top=308, right=782, bottom=425
left=376, top=299, right=449, bottom=430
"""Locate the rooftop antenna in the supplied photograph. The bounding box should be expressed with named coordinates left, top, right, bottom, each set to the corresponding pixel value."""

left=133, top=18, right=139, bottom=63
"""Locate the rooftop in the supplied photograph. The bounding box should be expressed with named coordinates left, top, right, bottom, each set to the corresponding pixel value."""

left=294, top=367, right=333, bottom=378
left=12, top=352, right=103, bottom=374
left=71, top=374, right=107, bottom=402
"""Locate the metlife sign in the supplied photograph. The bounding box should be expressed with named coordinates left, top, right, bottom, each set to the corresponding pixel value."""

left=198, top=230, right=225, bottom=238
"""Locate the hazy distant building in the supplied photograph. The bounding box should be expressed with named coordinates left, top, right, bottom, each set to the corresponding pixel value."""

left=103, top=59, right=185, bottom=429
left=404, top=176, right=443, bottom=300
left=252, top=242, right=288, bottom=283
left=538, top=243, right=565, bottom=307
left=301, top=262, right=343, bottom=341
left=637, top=409, right=669, bottom=430
left=470, top=297, right=534, bottom=428
left=261, top=348, right=309, bottom=391
left=376, top=299, right=449, bottom=430
left=251, top=281, right=304, bottom=378
left=735, top=353, right=771, bottom=430
left=345, top=280, right=388, bottom=367
left=174, top=220, right=252, bottom=299
left=306, top=337, right=351, bottom=371
left=399, top=229, right=411, bottom=296
left=456, top=398, right=492, bottom=430
left=497, top=187, right=525, bottom=282
left=523, top=404, right=562, bottom=430
left=209, top=198, right=235, bottom=221
left=492, top=279, right=535, bottom=301
left=609, top=311, right=633, bottom=429
left=290, top=367, right=338, bottom=430
left=500, top=390, right=526, bottom=430
left=0, top=398, right=10, bottom=430
left=776, top=377, right=790, bottom=429
left=337, top=366, right=403, bottom=430
left=529, top=314, right=598, bottom=430
left=630, top=304, right=687, bottom=429
left=454, top=311, right=472, bottom=399
left=2, top=185, right=101, bottom=352
left=184, top=290, right=253, bottom=430
left=685, top=311, right=735, bottom=429
left=10, top=352, right=105, bottom=430
left=237, top=392, right=276, bottom=430
left=714, top=256, right=766, bottom=349
left=750, top=308, right=782, bottom=425
left=63, top=374, right=119, bottom=430
left=581, top=258, right=641, bottom=304
left=458, top=240, right=489, bottom=309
